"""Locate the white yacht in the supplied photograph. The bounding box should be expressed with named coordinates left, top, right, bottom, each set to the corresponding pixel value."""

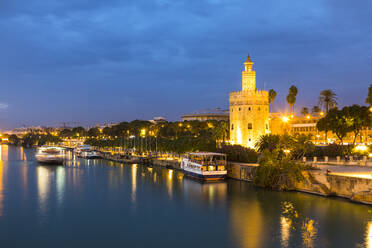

left=180, top=152, right=227, bottom=181
left=74, top=145, right=91, bottom=157
left=35, top=146, right=64, bottom=165
left=81, top=150, right=101, bottom=159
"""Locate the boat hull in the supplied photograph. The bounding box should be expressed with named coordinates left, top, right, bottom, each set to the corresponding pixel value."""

left=183, top=170, right=226, bottom=181
left=36, top=157, right=64, bottom=165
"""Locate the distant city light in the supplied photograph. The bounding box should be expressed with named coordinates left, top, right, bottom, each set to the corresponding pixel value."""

left=306, top=115, right=311, bottom=119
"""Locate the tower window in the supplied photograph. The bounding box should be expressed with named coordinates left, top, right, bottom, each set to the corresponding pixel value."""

left=248, top=107, right=251, bottom=111
left=248, top=123, right=252, bottom=129
left=231, top=124, right=234, bottom=130
left=266, top=124, right=268, bottom=129
left=238, top=108, right=241, bottom=111
left=231, top=108, right=233, bottom=112
left=258, top=107, right=261, bottom=111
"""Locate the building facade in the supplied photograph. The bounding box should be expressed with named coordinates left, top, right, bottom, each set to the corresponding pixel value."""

left=229, top=56, right=270, bottom=148
left=181, top=108, right=229, bottom=122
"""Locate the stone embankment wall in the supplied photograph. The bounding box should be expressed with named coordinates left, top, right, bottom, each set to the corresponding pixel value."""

left=227, top=163, right=372, bottom=205
left=152, top=159, right=181, bottom=170
left=227, top=162, right=258, bottom=181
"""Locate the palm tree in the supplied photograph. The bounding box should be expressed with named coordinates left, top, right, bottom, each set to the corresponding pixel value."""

left=255, top=134, right=280, bottom=152
left=286, top=94, right=296, bottom=114
left=268, top=89, right=277, bottom=112
left=318, top=89, right=337, bottom=113
left=301, top=107, right=309, bottom=116
left=287, top=85, right=298, bottom=113
left=311, top=106, right=321, bottom=114
left=366, top=84, right=372, bottom=106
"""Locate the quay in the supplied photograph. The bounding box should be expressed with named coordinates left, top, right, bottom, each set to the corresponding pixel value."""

left=61, top=145, right=372, bottom=205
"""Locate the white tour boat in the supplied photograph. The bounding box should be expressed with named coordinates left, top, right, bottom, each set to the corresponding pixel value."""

left=35, top=146, right=64, bottom=165
left=180, top=152, right=227, bottom=181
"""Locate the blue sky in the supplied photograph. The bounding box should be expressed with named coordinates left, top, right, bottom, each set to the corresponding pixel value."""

left=0, top=0, right=371, bottom=129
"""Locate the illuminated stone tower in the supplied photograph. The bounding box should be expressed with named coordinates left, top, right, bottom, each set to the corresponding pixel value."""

left=229, top=55, right=270, bottom=149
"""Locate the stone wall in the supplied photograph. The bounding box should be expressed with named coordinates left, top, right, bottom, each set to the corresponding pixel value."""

left=227, top=162, right=372, bottom=205
left=227, top=162, right=258, bottom=181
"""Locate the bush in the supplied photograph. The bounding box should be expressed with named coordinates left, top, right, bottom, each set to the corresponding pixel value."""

left=254, top=149, right=304, bottom=191
left=218, top=144, right=258, bottom=163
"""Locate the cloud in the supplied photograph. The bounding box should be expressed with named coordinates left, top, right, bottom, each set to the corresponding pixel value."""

left=0, top=0, right=370, bottom=128
left=0, top=103, right=9, bottom=110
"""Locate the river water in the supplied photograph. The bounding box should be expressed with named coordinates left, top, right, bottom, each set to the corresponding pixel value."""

left=0, top=145, right=371, bottom=247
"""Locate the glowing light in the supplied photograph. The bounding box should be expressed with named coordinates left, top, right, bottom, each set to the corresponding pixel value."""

left=282, top=116, right=289, bottom=123
left=370, top=107, right=372, bottom=113
left=283, top=149, right=290, bottom=154
left=290, top=114, right=294, bottom=119
left=168, top=169, right=173, bottom=180
left=140, top=129, right=146, bottom=137
left=306, top=115, right=311, bottom=119
left=320, top=112, right=324, bottom=116
left=355, top=145, right=368, bottom=152
left=237, top=126, right=242, bottom=144
left=369, top=153, right=372, bottom=158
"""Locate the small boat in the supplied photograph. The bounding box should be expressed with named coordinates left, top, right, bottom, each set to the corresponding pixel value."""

left=180, top=152, right=227, bottom=181
left=35, top=146, right=64, bottom=165
left=74, top=145, right=91, bottom=157
left=81, top=150, right=101, bottom=159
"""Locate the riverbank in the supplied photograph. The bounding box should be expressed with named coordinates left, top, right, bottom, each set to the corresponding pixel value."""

left=227, top=162, right=372, bottom=205
left=94, top=149, right=372, bottom=205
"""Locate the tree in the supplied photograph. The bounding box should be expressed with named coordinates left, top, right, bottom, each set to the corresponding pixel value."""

left=212, top=121, right=229, bottom=147
left=72, top=126, right=86, bottom=137
left=366, top=84, right=372, bottom=106
left=301, top=107, right=309, bottom=116
left=255, top=134, right=280, bottom=152
left=317, top=108, right=351, bottom=143
left=8, top=134, right=20, bottom=145
left=342, top=105, right=372, bottom=144
left=311, top=106, right=321, bottom=114
left=286, top=85, right=298, bottom=113
left=268, top=89, right=277, bottom=112
left=318, top=89, right=337, bottom=113
left=87, top=127, right=100, bottom=137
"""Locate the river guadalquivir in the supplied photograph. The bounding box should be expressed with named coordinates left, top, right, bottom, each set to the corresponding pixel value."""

left=0, top=145, right=371, bottom=247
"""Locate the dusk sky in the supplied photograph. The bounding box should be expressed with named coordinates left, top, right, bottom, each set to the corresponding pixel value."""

left=0, top=0, right=371, bottom=129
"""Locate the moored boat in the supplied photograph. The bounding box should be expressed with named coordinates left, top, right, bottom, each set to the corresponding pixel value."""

left=180, top=152, right=227, bottom=181
left=35, top=146, right=64, bottom=165
left=81, top=150, right=101, bottom=159
left=74, top=145, right=91, bottom=157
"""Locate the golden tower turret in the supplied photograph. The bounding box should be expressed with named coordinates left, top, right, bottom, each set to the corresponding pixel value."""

left=242, top=55, right=256, bottom=91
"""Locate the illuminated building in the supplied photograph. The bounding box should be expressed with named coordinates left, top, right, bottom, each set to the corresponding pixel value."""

left=181, top=108, right=229, bottom=122
left=229, top=55, right=270, bottom=148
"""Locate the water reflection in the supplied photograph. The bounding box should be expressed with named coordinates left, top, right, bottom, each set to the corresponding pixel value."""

left=366, top=221, right=372, bottom=248
left=56, top=166, right=66, bottom=206
left=37, top=166, right=51, bottom=215
left=280, top=216, right=291, bottom=247
left=131, top=164, right=137, bottom=204
left=0, top=160, right=3, bottom=217
left=0, top=145, right=371, bottom=247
